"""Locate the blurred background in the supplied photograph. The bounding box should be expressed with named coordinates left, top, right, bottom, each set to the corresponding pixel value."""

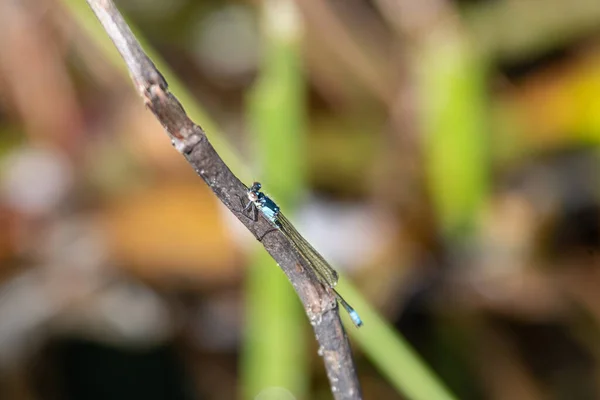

left=2, top=0, right=600, bottom=399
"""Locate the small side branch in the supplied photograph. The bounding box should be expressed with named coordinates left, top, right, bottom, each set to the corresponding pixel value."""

left=85, top=1, right=362, bottom=399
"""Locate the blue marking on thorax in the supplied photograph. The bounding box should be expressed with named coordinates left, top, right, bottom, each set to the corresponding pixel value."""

left=257, top=193, right=280, bottom=224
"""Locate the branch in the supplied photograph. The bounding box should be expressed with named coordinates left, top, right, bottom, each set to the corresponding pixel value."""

left=84, top=0, right=362, bottom=398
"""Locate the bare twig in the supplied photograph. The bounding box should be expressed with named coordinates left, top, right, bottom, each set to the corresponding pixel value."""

left=84, top=0, right=362, bottom=398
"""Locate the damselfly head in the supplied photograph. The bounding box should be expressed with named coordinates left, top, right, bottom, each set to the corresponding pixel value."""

left=250, top=182, right=262, bottom=191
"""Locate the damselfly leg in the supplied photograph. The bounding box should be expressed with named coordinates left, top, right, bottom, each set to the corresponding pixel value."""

left=238, top=193, right=278, bottom=241
left=239, top=195, right=258, bottom=222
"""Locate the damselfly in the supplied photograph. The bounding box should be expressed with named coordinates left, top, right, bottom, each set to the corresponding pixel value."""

left=243, top=182, right=363, bottom=327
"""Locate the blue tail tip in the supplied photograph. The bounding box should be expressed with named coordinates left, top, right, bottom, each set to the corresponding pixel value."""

left=349, top=310, right=363, bottom=328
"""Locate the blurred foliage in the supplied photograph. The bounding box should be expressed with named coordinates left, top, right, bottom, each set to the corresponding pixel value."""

left=241, top=2, right=308, bottom=399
